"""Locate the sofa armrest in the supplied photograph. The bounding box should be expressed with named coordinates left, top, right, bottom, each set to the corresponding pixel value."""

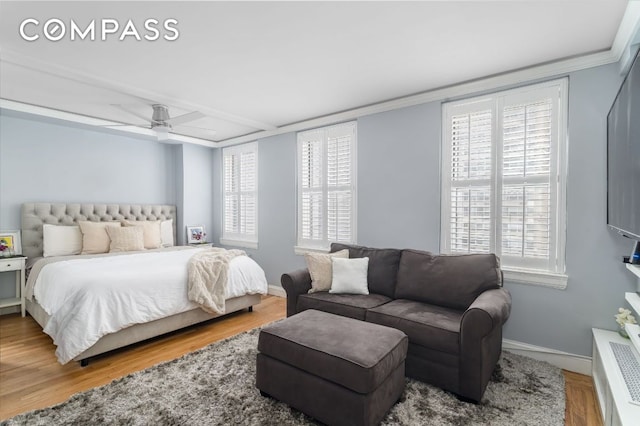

left=458, top=288, right=511, bottom=402
left=281, top=269, right=312, bottom=317
left=462, top=288, right=512, bottom=335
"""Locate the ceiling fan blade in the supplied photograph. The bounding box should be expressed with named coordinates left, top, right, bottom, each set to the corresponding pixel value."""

left=167, top=111, right=205, bottom=126
left=112, top=104, right=152, bottom=124
left=101, top=123, right=149, bottom=128
left=173, top=124, right=217, bottom=133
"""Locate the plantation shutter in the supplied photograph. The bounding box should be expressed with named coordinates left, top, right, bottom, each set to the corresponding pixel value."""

left=449, top=105, right=494, bottom=254
left=224, top=153, right=238, bottom=234
left=499, top=88, right=558, bottom=270
left=442, top=80, right=566, bottom=277
left=222, top=143, right=258, bottom=245
left=240, top=150, right=257, bottom=236
left=298, top=122, right=356, bottom=250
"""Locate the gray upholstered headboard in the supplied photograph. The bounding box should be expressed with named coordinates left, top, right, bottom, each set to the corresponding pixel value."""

left=21, top=203, right=177, bottom=260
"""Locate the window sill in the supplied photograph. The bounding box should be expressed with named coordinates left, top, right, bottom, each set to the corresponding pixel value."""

left=502, top=267, right=568, bottom=290
left=294, top=246, right=330, bottom=256
left=219, top=239, right=258, bottom=250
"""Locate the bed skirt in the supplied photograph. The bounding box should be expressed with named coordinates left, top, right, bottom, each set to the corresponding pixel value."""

left=25, top=294, right=262, bottom=363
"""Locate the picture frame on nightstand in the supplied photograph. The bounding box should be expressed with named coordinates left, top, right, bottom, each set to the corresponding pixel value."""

left=186, top=225, right=207, bottom=244
left=0, top=230, right=22, bottom=257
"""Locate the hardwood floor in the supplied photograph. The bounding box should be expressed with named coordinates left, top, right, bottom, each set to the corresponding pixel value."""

left=0, top=295, right=601, bottom=424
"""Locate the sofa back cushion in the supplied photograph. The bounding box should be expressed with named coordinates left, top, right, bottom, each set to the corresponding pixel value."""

left=330, top=243, right=401, bottom=298
left=395, top=249, right=502, bottom=310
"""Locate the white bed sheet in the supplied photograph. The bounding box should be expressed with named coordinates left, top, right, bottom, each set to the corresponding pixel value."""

left=33, top=248, right=267, bottom=364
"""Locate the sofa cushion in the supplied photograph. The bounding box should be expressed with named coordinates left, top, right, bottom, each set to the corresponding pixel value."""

left=366, top=299, right=463, bottom=355
left=297, top=292, right=391, bottom=321
left=258, top=309, right=408, bottom=394
left=331, top=243, right=401, bottom=298
left=395, top=250, right=502, bottom=310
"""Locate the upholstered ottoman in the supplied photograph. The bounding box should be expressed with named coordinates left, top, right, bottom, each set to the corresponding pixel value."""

left=256, top=309, right=408, bottom=426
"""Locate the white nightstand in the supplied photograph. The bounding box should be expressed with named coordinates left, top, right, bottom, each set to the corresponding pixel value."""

left=189, top=243, right=213, bottom=248
left=0, top=256, right=26, bottom=317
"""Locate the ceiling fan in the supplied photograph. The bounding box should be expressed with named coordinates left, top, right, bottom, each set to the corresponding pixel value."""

left=108, top=104, right=212, bottom=141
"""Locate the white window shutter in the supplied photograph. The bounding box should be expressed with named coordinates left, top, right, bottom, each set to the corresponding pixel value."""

left=222, top=143, right=258, bottom=244
left=442, top=79, right=567, bottom=278
left=297, top=122, right=356, bottom=250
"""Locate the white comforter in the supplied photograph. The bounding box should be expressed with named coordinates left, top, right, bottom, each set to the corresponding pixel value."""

left=33, top=248, right=268, bottom=364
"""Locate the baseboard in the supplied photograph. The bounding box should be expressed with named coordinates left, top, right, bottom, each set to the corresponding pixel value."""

left=267, top=285, right=286, bottom=298
left=503, top=338, right=592, bottom=376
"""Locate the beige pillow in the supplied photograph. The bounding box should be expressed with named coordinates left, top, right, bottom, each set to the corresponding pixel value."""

left=106, top=226, right=145, bottom=253
left=78, top=221, right=122, bottom=254
left=122, top=220, right=162, bottom=249
left=304, top=249, right=349, bottom=293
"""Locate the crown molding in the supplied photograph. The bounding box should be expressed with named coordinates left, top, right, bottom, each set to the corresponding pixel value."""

left=0, top=99, right=218, bottom=147
left=218, top=3, right=640, bottom=147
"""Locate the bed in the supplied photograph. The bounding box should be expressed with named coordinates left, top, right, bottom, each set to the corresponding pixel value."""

left=21, top=203, right=266, bottom=365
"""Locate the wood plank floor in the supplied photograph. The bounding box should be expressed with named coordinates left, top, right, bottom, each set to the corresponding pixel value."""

left=0, top=295, right=601, bottom=424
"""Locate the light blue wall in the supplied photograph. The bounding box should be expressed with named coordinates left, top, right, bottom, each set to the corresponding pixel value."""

left=502, top=64, right=636, bottom=356
left=1, top=62, right=636, bottom=356
left=0, top=111, right=178, bottom=229
left=179, top=144, right=214, bottom=245
left=358, top=103, right=441, bottom=251
left=0, top=110, right=215, bottom=298
left=212, top=133, right=306, bottom=284
left=215, top=62, right=636, bottom=356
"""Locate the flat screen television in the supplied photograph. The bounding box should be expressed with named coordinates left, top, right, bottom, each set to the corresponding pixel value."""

left=607, top=48, right=640, bottom=247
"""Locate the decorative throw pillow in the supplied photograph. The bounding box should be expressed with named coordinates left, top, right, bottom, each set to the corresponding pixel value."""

left=330, top=257, right=370, bottom=295
left=122, top=220, right=162, bottom=249
left=304, top=249, right=349, bottom=293
left=78, top=221, right=122, bottom=254
left=106, top=226, right=145, bottom=253
left=160, top=219, right=174, bottom=247
left=42, top=224, right=83, bottom=257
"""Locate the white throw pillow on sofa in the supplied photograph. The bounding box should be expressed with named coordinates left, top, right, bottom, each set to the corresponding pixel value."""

left=330, top=257, right=369, bottom=295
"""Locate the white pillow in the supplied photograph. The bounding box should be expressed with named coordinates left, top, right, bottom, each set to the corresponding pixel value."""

left=42, top=224, right=83, bottom=257
left=330, top=257, right=370, bottom=295
left=160, top=219, right=174, bottom=247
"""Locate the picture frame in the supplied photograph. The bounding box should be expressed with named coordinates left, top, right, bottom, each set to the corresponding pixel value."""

left=186, top=225, right=207, bottom=244
left=0, top=230, right=22, bottom=256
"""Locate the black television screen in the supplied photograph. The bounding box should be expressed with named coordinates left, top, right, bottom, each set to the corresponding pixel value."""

left=608, top=49, right=640, bottom=241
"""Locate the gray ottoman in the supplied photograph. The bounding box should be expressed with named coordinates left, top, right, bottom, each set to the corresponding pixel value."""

left=256, top=309, right=408, bottom=426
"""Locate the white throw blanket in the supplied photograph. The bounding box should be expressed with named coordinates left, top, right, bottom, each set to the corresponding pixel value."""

left=188, top=248, right=246, bottom=314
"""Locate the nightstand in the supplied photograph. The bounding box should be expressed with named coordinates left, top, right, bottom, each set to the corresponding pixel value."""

left=189, top=243, right=213, bottom=248
left=0, top=256, right=26, bottom=317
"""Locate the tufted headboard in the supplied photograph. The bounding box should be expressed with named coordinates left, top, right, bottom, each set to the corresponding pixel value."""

left=21, top=203, right=177, bottom=260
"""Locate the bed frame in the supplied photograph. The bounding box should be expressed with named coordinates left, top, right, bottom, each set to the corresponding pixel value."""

left=21, top=202, right=260, bottom=365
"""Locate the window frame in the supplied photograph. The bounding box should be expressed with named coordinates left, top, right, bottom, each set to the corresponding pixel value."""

left=221, top=142, right=259, bottom=249
left=295, top=121, right=358, bottom=253
left=440, top=78, right=568, bottom=289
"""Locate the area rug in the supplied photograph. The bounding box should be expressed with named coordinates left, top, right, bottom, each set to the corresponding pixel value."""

left=2, top=327, right=565, bottom=425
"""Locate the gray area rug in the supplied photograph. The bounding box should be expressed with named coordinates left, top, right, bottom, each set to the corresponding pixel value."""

left=2, top=327, right=565, bottom=425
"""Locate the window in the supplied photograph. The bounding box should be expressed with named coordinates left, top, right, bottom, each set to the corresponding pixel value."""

left=221, top=142, right=258, bottom=248
left=441, top=79, right=568, bottom=288
left=296, top=122, right=357, bottom=252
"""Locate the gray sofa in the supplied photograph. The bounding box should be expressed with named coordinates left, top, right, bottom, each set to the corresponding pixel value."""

left=281, top=243, right=512, bottom=403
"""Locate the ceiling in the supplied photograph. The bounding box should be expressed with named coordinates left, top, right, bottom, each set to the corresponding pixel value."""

left=0, top=1, right=635, bottom=146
